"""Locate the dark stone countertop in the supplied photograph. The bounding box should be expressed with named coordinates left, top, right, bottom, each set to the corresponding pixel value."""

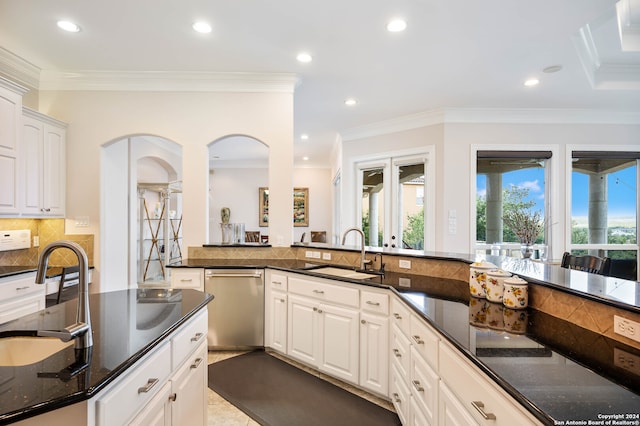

left=171, top=258, right=640, bottom=425
left=0, top=288, right=213, bottom=424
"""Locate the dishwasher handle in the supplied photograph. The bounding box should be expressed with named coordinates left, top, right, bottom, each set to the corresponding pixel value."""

left=206, top=272, right=263, bottom=279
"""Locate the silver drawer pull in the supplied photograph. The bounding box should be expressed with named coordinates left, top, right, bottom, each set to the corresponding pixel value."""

left=280, top=298, right=286, bottom=302
left=471, top=401, right=496, bottom=420
left=412, top=335, right=424, bottom=344
left=190, top=357, right=203, bottom=369
left=190, top=332, right=204, bottom=342
left=138, top=378, right=159, bottom=394
left=412, top=380, right=424, bottom=392
left=15, top=286, right=30, bottom=291
left=393, top=348, right=401, bottom=358
left=366, top=301, right=380, bottom=306
left=393, top=313, right=402, bottom=319
left=180, top=278, right=193, bottom=282
left=312, top=289, right=325, bottom=294
left=273, top=281, right=282, bottom=285
left=392, top=393, right=402, bottom=403
left=317, top=309, right=323, bottom=314
left=361, top=319, right=366, bottom=324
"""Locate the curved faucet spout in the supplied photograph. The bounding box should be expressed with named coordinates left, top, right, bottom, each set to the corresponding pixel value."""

left=36, top=241, right=93, bottom=349
left=341, top=227, right=367, bottom=270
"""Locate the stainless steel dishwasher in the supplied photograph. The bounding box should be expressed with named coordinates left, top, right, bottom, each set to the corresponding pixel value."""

left=204, top=268, right=264, bottom=349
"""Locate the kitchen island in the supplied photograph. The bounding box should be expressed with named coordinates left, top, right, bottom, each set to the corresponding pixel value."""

left=170, top=247, right=640, bottom=425
left=0, top=288, right=212, bottom=424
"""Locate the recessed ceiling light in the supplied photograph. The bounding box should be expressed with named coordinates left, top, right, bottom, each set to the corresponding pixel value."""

left=543, top=65, right=563, bottom=73
left=57, top=20, right=80, bottom=32
left=344, top=98, right=358, bottom=106
left=296, top=52, right=312, bottom=63
left=300, top=134, right=309, bottom=140
left=192, top=21, right=212, bottom=34
left=387, top=19, right=407, bottom=33
left=524, top=78, right=539, bottom=87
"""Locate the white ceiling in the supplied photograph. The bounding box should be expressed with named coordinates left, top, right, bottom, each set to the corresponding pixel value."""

left=1, top=0, right=639, bottom=167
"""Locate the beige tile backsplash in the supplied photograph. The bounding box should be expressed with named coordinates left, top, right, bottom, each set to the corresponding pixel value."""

left=0, top=218, right=94, bottom=267
left=188, top=245, right=639, bottom=348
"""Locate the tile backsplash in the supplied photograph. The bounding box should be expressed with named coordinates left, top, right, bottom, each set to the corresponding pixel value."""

left=0, top=218, right=94, bottom=267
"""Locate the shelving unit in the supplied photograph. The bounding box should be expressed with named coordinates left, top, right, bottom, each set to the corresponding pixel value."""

left=137, top=181, right=182, bottom=285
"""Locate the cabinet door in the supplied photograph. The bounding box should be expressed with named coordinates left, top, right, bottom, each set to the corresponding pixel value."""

left=318, top=302, right=359, bottom=384
left=439, top=382, right=479, bottom=426
left=287, top=294, right=318, bottom=365
left=170, top=268, right=204, bottom=291
left=21, top=116, right=43, bottom=215
left=42, top=124, right=65, bottom=216
left=359, top=311, right=389, bottom=396
left=0, top=83, right=22, bottom=215
left=411, top=347, right=438, bottom=426
left=129, top=381, right=172, bottom=426
left=390, top=363, right=412, bottom=425
left=266, top=290, right=287, bottom=353
left=171, top=341, right=208, bottom=426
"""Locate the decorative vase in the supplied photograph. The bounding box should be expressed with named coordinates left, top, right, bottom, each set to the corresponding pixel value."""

left=520, top=243, right=534, bottom=259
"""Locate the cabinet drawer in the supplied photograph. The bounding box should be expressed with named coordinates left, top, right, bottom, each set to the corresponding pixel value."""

left=171, top=309, right=208, bottom=369
left=390, top=323, right=411, bottom=380
left=0, top=273, right=40, bottom=301
left=96, top=341, right=171, bottom=426
left=288, top=276, right=359, bottom=308
left=390, top=363, right=411, bottom=426
left=390, top=296, right=411, bottom=334
left=439, top=341, right=540, bottom=426
left=170, top=268, right=204, bottom=290
left=269, top=272, right=288, bottom=291
left=410, top=314, right=439, bottom=370
left=410, top=346, right=438, bottom=425
left=360, top=290, right=388, bottom=315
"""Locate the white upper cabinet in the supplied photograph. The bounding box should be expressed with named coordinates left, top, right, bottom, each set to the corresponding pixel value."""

left=0, top=77, right=28, bottom=215
left=21, top=108, right=67, bottom=217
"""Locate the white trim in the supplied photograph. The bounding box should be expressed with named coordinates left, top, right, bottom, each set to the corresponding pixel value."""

left=341, top=107, right=640, bottom=142
left=22, top=107, right=67, bottom=128
left=38, top=70, right=299, bottom=93
left=0, top=48, right=40, bottom=89
left=0, top=74, right=29, bottom=96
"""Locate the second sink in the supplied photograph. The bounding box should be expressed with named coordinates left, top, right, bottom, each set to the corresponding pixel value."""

left=0, top=337, right=74, bottom=367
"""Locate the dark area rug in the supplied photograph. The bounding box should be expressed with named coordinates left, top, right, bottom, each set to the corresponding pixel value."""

left=208, top=351, right=401, bottom=426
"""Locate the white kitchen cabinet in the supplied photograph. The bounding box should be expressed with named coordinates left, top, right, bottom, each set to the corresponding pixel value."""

left=0, top=272, right=45, bottom=325
left=129, top=381, right=172, bottom=426
left=359, top=289, right=389, bottom=396
left=265, top=270, right=288, bottom=353
left=410, top=346, right=438, bottom=425
left=0, top=77, right=27, bottom=215
left=170, top=340, right=208, bottom=426
left=286, top=275, right=360, bottom=385
left=21, top=108, right=66, bottom=217
left=169, top=268, right=204, bottom=291
left=439, top=381, right=479, bottom=426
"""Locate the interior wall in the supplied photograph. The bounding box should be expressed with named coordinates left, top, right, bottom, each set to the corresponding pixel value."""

left=38, top=89, right=293, bottom=289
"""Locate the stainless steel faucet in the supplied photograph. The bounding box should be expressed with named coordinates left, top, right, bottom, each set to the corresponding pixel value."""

left=341, top=227, right=369, bottom=271
left=35, top=241, right=93, bottom=349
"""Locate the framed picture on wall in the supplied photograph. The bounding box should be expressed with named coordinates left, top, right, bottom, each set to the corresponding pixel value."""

left=259, top=187, right=309, bottom=227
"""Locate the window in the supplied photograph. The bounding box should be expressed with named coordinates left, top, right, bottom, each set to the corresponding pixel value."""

left=569, top=151, right=639, bottom=281
left=475, top=151, right=551, bottom=258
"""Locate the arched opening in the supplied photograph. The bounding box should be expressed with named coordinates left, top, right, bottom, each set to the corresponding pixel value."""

left=207, top=135, right=269, bottom=244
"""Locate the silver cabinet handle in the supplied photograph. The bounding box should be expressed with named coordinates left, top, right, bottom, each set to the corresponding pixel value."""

left=180, top=278, right=193, bottom=282
left=169, top=393, right=177, bottom=402
left=313, top=307, right=318, bottom=311
left=191, top=332, right=204, bottom=342
left=392, top=393, right=401, bottom=403
left=471, top=401, right=496, bottom=420
left=15, top=286, right=30, bottom=291
left=317, top=309, right=323, bottom=314
left=138, top=378, right=159, bottom=394
left=279, top=298, right=285, bottom=302
left=412, top=380, right=424, bottom=392
left=190, top=357, right=203, bottom=369
left=393, top=313, right=402, bottom=319
left=412, top=335, right=424, bottom=344
left=361, top=319, right=366, bottom=324
left=273, top=281, right=282, bottom=285
left=393, top=348, right=401, bottom=358
left=312, top=289, right=325, bottom=294
left=366, top=301, right=380, bottom=306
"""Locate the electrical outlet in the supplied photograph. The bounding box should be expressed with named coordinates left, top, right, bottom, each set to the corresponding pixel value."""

left=33, top=236, right=39, bottom=247
left=614, top=348, right=640, bottom=376
left=322, top=252, right=331, bottom=260
left=614, top=315, right=640, bottom=343
left=305, top=251, right=313, bottom=258
left=399, top=259, right=411, bottom=269
left=399, top=277, right=411, bottom=287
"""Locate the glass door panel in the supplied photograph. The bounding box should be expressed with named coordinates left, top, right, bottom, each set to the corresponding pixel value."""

left=361, top=167, right=385, bottom=247
left=395, top=162, right=425, bottom=250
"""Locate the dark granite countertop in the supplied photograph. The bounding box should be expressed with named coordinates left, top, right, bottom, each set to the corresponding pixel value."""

left=171, top=258, right=640, bottom=425
left=0, top=265, right=95, bottom=280
left=0, top=288, right=213, bottom=424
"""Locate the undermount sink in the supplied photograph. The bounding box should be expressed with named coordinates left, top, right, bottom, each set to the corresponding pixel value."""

left=306, top=266, right=380, bottom=280
left=0, top=337, right=74, bottom=367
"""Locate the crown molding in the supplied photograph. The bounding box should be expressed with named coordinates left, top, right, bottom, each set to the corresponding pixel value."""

left=0, top=47, right=40, bottom=89
left=340, top=107, right=640, bottom=141
left=39, top=70, right=299, bottom=93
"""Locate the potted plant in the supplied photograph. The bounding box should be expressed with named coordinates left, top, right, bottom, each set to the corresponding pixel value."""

left=502, top=208, right=544, bottom=258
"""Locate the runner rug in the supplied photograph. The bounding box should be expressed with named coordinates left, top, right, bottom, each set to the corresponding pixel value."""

left=208, top=351, right=401, bottom=426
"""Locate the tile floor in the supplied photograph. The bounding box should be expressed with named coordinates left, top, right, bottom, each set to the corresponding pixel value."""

left=206, top=350, right=395, bottom=426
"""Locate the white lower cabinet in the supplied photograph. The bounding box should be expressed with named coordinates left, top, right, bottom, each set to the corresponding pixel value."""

left=265, top=270, right=288, bottom=353
left=129, top=381, right=172, bottom=426
left=438, top=381, right=479, bottom=426
left=169, top=268, right=204, bottom=291
left=0, top=272, right=45, bottom=325
left=410, top=347, right=438, bottom=425
left=170, top=340, right=208, bottom=425
left=359, top=311, right=389, bottom=395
